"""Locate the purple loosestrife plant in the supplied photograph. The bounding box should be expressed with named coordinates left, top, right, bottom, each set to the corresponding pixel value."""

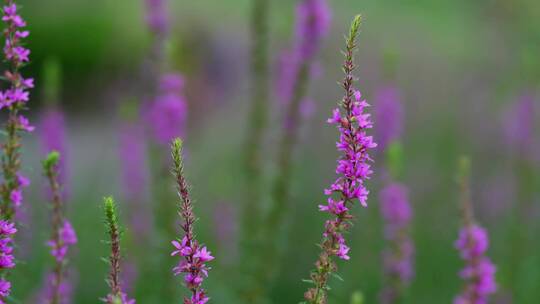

left=102, top=197, right=135, bottom=304
left=147, top=73, right=187, bottom=145
left=0, top=2, right=34, bottom=301
left=379, top=182, right=414, bottom=304
left=42, top=152, right=77, bottom=304
left=170, top=138, right=214, bottom=304
left=303, top=15, right=377, bottom=304
left=454, top=157, right=497, bottom=304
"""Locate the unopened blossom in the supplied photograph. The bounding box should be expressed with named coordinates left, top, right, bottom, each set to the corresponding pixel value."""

left=0, top=2, right=34, bottom=300
left=147, top=74, right=188, bottom=145
left=170, top=139, right=214, bottom=304
left=304, top=16, right=376, bottom=304
left=102, top=197, right=135, bottom=304
left=379, top=183, right=414, bottom=304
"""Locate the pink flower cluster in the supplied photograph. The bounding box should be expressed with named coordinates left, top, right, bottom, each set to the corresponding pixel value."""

left=0, top=3, right=34, bottom=111
left=0, top=221, right=16, bottom=303
left=172, top=236, right=214, bottom=304
left=318, top=89, right=376, bottom=260
left=47, top=221, right=77, bottom=263
left=454, top=225, right=497, bottom=304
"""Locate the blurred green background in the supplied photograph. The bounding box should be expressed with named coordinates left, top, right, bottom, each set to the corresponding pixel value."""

left=8, top=0, right=540, bottom=303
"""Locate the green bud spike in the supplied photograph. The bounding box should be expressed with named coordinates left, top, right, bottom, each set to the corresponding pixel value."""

left=42, top=150, right=61, bottom=172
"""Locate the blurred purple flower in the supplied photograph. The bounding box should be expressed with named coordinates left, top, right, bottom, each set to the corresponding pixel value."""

left=454, top=225, right=497, bottom=304
left=36, top=272, right=74, bottom=304
left=374, top=86, right=404, bottom=150
left=144, top=0, right=168, bottom=35
left=39, top=108, right=69, bottom=188
left=503, top=93, right=535, bottom=153
left=379, top=183, right=414, bottom=304
left=295, top=0, right=331, bottom=59
left=212, top=202, right=238, bottom=263
left=118, top=122, right=153, bottom=242
left=147, top=74, right=188, bottom=145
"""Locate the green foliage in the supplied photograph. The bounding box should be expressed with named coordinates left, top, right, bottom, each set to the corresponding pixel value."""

left=386, top=142, right=404, bottom=180
left=350, top=291, right=365, bottom=304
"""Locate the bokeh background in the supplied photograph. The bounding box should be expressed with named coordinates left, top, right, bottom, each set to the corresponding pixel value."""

left=8, top=0, right=540, bottom=303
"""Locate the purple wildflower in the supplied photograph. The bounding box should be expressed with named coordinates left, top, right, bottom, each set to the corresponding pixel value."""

left=304, top=16, right=376, bottom=304
left=379, top=183, right=414, bottom=303
left=39, top=108, right=68, bottom=185
left=0, top=2, right=33, bottom=299
left=0, top=220, right=16, bottom=281
left=118, top=122, right=152, bottom=240
left=144, top=0, right=169, bottom=36
left=171, top=139, right=214, bottom=304
left=374, top=86, right=404, bottom=150
left=42, top=152, right=77, bottom=304
left=454, top=157, right=497, bottom=304
left=147, top=73, right=188, bottom=145
left=454, top=225, right=497, bottom=304
left=503, top=93, right=535, bottom=154
left=35, top=272, right=74, bottom=304
left=294, top=0, right=331, bottom=59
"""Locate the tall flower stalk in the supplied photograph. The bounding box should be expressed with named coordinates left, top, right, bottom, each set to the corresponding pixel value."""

left=241, top=0, right=269, bottom=257
left=170, top=138, right=214, bottom=304
left=379, top=180, right=414, bottom=304
left=268, top=0, right=331, bottom=229
left=454, top=157, right=497, bottom=304
left=303, top=15, right=376, bottom=304
left=102, top=197, right=135, bottom=304
left=0, top=1, right=34, bottom=301
left=39, top=59, right=68, bottom=191
left=42, top=152, right=77, bottom=304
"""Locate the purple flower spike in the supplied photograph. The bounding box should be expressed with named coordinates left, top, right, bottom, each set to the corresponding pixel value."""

left=0, top=1, right=34, bottom=299
left=295, top=0, right=331, bottom=59
left=144, top=0, right=169, bottom=35
left=454, top=157, right=497, bottom=304
left=304, top=16, right=376, bottom=304
left=374, top=86, right=404, bottom=150
left=171, top=139, right=214, bottom=304
left=503, top=93, right=535, bottom=154
left=379, top=183, right=414, bottom=304
left=454, top=225, right=497, bottom=304
left=147, top=73, right=188, bottom=145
